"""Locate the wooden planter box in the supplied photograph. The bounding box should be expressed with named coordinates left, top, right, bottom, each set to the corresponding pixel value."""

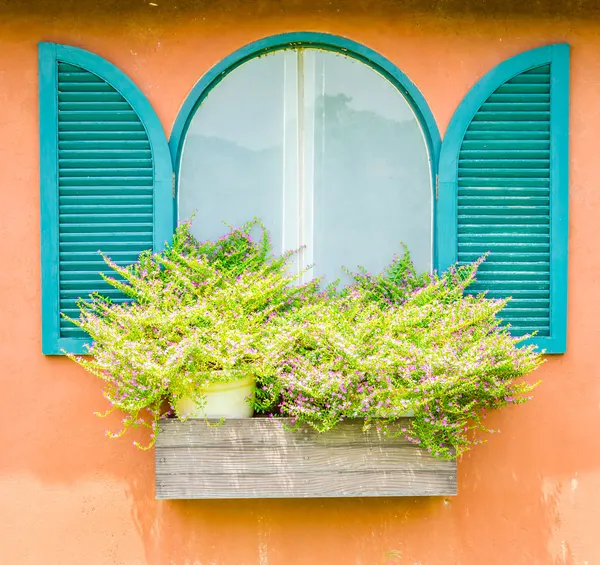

left=155, top=417, right=456, bottom=499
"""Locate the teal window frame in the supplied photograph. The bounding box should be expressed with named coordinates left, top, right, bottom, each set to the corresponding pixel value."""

left=39, top=43, right=174, bottom=355
left=168, top=32, right=442, bottom=267
left=437, top=44, right=570, bottom=353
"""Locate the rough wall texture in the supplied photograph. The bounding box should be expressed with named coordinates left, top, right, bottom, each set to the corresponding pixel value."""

left=1, top=1, right=599, bottom=564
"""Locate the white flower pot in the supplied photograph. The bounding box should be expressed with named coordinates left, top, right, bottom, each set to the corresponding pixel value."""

left=175, top=373, right=255, bottom=419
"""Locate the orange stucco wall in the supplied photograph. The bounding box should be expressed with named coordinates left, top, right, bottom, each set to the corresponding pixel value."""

left=1, top=1, right=600, bottom=563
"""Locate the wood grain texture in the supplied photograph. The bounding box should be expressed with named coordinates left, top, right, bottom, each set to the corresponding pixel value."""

left=155, top=418, right=457, bottom=499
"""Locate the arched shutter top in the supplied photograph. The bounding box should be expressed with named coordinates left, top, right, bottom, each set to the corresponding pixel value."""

left=40, top=43, right=174, bottom=355
left=436, top=44, right=570, bottom=353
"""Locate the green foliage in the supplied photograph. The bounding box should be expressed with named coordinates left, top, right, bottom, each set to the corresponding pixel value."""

left=339, top=244, right=433, bottom=308
left=65, top=219, right=317, bottom=448
left=255, top=254, right=542, bottom=459
left=66, top=221, right=543, bottom=458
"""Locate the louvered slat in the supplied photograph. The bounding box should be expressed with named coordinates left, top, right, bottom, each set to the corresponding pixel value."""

left=57, top=62, right=152, bottom=338
left=458, top=65, right=551, bottom=337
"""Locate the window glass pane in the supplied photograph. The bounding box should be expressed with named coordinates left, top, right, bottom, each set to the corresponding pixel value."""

left=309, top=50, right=432, bottom=286
left=178, top=47, right=432, bottom=285
left=178, top=51, right=289, bottom=254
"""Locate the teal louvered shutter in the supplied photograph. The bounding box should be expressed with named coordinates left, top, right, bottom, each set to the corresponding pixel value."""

left=39, top=43, right=174, bottom=355
left=436, top=44, right=569, bottom=353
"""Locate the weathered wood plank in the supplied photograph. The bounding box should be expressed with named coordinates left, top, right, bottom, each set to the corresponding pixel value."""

left=156, top=469, right=456, bottom=499
left=155, top=418, right=457, bottom=499
left=156, top=444, right=451, bottom=474
left=157, top=417, right=414, bottom=447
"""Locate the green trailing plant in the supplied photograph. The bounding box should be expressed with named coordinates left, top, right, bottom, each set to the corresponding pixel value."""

left=66, top=219, right=543, bottom=458
left=255, top=256, right=543, bottom=459
left=65, top=219, right=318, bottom=448
left=338, top=244, right=433, bottom=308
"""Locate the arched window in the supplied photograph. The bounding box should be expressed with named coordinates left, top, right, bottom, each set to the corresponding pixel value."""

left=172, top=34, right=440, bottom=286
left=38, top=39, right=569, bottom=355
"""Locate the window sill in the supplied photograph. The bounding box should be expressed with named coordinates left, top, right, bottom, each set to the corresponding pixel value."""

left=155, top=417, right=457, bottom=499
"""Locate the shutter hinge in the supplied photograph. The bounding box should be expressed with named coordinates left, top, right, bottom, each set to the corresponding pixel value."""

left=172, top=172, right=176, bottom=198
left=435, top=174, right=439, bottom=200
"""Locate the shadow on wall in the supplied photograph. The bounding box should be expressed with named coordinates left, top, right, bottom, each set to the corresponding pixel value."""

left=4, top=0, right=600, bottom=18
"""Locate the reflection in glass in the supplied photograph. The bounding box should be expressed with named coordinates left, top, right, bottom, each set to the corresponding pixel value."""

left=309, top=51, right=431, bottom=285
left=178, top=52, right=289, bottom=256
left=178, top=48, right=432, bottom=285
